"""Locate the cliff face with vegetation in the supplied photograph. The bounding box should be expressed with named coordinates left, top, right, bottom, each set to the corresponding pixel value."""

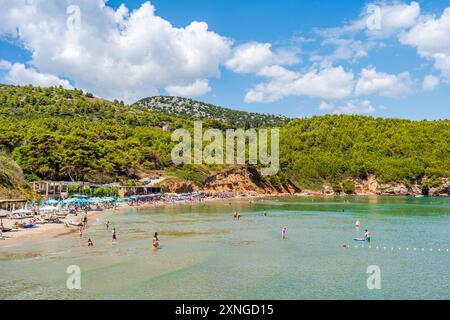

left=0, top=152, right=32, bottom=199
left=202, top=166, right=299, bottom=194
left=0, top=84, right=449, bottom=198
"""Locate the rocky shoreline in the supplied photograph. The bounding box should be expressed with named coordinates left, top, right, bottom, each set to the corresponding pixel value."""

left=161, top=167, right=450, bottom=197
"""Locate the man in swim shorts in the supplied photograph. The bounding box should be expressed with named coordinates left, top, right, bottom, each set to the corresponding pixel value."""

left=364, top=229, right=371, bottom=242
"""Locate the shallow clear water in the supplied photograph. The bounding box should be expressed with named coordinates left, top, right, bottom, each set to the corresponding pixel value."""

left=1, top=196, right=449, bottom=300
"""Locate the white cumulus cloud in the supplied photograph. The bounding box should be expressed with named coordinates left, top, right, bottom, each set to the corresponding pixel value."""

left=422, top=75, right=440, bottom=91
left=0, top=0, right=232, bottom=102
left=399, top=7, right=450, bottom=83
left=355, top=67, right=413, bottom=98
left=165, top=79, right=211, bottom=98
left=244, top=66, right=354, bottom=103
left=3, top=62, right=73, bottom=89
left=364, top=1, right=421, bottom=38
left=225, top=42, right=299, bottom=74
left=320, top=100, right=376, bottom=115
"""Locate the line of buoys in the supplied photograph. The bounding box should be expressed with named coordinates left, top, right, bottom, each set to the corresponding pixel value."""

left=343, top=244, right=449, bottom=253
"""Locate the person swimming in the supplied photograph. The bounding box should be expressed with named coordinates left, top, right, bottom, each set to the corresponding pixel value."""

left=153, top=232, right=159, bottom=249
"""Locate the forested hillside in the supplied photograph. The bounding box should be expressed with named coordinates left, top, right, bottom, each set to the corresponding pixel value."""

left=279, top=116, right=450, bottom=189
left=134, top=96, right=289, bottom=128
left=0, top=85, right=190, bottom=183
left=0, top=84, right=449, bottom=196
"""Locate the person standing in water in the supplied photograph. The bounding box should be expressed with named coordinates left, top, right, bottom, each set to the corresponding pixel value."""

left=355, top=219, right=360, bottom=228
left=112, top=228, right=117, bottom=243
left=153, top=232, right=159, bottom=249
left=281, top=226, right=287, bottom=240
left=364, top=229, right=371, bottom=242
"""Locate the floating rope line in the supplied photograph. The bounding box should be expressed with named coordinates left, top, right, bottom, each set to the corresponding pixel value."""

left=347, top=244, right=449, bottom=253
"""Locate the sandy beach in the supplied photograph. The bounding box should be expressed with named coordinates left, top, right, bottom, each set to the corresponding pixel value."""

left=0, top=208, right=114, bottom=248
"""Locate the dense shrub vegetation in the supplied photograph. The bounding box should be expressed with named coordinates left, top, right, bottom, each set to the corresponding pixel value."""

left=1, top=84, right=449, bottom=191
left=279, top=116, right=450, bottom=188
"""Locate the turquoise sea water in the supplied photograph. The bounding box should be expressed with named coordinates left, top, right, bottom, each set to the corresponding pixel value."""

left=1, top=196, right=449, bottom=300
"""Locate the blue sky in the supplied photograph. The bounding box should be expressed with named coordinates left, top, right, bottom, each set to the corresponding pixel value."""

left=0, top=0, right=449, bottom=120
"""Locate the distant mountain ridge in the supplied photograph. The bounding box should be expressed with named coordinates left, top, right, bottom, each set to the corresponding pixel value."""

left=133, top=96, right=289, bottom=127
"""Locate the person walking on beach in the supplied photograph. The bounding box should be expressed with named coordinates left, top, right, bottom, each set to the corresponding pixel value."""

left=106, top=220, right=110, bottom=231
left=153, top=232, right=159, bottom=249
left=112, top=228, right=117, bottom=243
left=281, top=226, right=287, bottom=240
left=79, top=225, right=83, bottom=238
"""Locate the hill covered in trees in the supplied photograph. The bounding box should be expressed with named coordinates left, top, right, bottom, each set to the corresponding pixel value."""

left=279, top=116, right=450, bottom=191
left=134, top=96, right=289, bottom=128
left=0, top=84, right=449, bottom=198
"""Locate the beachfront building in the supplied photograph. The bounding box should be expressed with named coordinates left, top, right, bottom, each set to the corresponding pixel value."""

left=0, top=198, right=27, bottom=210
left=32, top=180, right=161, bottom=199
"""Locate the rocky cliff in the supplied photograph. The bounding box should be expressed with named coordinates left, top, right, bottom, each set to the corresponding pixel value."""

left=321, top=176, right=450, bottom=197
left=0, top=152, right=33, bottom=199
left=202, top=166, right=298, bottom=194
